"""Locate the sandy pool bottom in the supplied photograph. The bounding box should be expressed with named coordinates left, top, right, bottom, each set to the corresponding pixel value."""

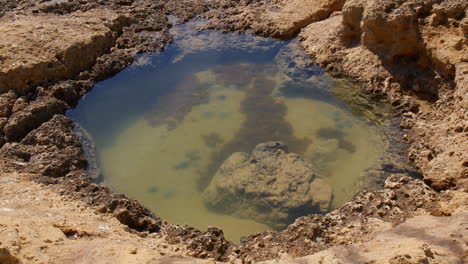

left=97, top=69, right=385, bottom=242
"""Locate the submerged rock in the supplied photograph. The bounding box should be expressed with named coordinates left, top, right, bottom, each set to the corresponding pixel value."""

left=202, top=142, right=332, bottom=229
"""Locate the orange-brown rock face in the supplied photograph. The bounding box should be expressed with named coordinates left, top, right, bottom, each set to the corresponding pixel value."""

left=341, top=0, right=467, bottom=80
left=299, top=0, right=467, bottom=192
left=205, top=0, right=346, bottom=39
left=0, top=10, right=129, bottom=94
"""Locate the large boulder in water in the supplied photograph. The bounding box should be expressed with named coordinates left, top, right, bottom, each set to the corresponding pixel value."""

left=202, top=142, right=332, bottom=229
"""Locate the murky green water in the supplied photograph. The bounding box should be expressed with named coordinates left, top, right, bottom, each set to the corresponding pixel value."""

left=68, top=22, right=392, bottom=242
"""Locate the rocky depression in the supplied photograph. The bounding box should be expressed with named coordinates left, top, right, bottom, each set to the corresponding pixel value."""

left=68, top=22, right=415, bottom=242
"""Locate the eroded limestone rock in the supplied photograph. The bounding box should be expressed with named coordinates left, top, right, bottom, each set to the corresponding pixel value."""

left=0, top=91, right=16, bottom=117
left=3, top=97, right=67, bottom=142
left=260, top=212, right=468, bottom=264
left=299, top=0, right=468, bottom=191
left=1, top=115, right=86, bottom=177
left=204, top=0, right=346, bottom=39
left=203, top=142, right=332, bottom=229
left=0, top=10, right=130, bottom=93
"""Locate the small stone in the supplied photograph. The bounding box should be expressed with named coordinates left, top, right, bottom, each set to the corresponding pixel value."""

left=377, top=209, right=386, bottom=217
left=159, top=243, right=168, bottom=248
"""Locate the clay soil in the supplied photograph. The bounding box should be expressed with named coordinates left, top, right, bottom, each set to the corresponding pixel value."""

left=0, top=0, right=467, bottom=263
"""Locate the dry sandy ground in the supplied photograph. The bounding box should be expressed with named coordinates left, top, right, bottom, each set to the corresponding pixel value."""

left=0, top=171, right=214, bottom=264
left=1, top=171, right=466, bottom=263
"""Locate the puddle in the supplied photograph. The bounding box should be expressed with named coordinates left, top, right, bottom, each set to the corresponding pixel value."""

left=68, top=22, right=404, bottom=242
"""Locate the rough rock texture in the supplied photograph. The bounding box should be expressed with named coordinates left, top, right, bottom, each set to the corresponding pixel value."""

left=203, top=142, right=332, bottom=229
left=2, top=115, right=85, bottom=176
left=163, top=225, right=231, bottom=261
left=0, top=9, right=130, bottom=93
left=0, top=114, right=162, bottom=233
left=205, top=0, right=346, bottom=39
left=0, top=0, right=24, bottom=18
left=3, top=97, right=67, bottom=142
left=297, top=0, right=468, bottom=191
left=337, top=0, right=468, bottom=96
left=0, top=171, right=214, bottom=264
left=235, top=175, right=465, bottom=262
left=0, top=91, right=17, bottom=118
left=261, top=212, right=467, bottom=264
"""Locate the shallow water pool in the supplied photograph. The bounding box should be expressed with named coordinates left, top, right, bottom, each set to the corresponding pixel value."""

left=68, top=23, right=390, bottom=242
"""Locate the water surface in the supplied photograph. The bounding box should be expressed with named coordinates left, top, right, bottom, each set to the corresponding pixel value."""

left=68, top=23, right=389, bottom=242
